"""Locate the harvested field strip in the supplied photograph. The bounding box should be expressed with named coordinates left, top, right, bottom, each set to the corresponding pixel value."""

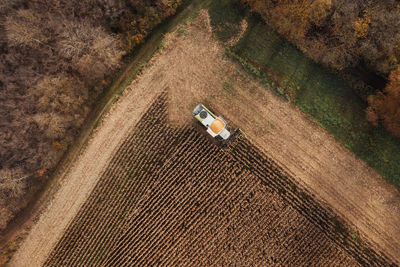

left=44, top=94, right=395, bottom=266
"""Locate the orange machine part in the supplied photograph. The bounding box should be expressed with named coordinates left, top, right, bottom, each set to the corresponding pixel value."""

left=210, top=119, right=224, bottom=134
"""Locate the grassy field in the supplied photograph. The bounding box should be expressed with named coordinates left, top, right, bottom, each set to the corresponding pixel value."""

left=208, top=0, right=400, bottom=190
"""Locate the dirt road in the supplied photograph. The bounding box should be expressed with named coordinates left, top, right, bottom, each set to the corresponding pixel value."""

left=10, top=9, right=400, bottom=265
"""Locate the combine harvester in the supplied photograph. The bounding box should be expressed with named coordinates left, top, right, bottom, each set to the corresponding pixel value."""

left=192, top=104, right=241, bottom=148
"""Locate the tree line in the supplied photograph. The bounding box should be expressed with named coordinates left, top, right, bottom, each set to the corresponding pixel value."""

left=240, top=0, right=400, bottom=137
left=0, top=0, right=181, bottom=230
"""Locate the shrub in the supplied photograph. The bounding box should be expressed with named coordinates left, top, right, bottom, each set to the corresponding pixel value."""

left=367, top=67, right=400, bottom=137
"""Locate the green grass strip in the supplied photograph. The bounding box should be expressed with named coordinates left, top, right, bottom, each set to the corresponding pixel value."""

left=209, top=0, right=400, bottom=190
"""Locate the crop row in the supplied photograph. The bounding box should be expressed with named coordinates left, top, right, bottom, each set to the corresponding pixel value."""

left=103, top=133, right=225, bottom=266
left=101, top=131, right=358, bottom=266
left=45, top=93, right=192, bottom=266
left=228, top=138, right=393, bottom=266
left=44, top=94, right=394, bottom=266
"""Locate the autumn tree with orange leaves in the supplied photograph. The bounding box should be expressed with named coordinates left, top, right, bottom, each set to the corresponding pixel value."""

left=241, top=0, right=400, bottom=76
left=367, top=67, right=400, bottom=137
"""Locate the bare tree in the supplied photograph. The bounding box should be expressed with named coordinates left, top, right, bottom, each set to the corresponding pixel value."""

left=0, top=168, right=27, bottom=229
left=0, top=207, right=13, bottom=230
left=32, top=113, right=70, bottom=139
left=34, top=75, right=87, bottom=113
left=0, top=168, right=27, bottom=199
left=5, top=9, right=50, bottom=48
left=0, top=0, right=181, bottom=231
left=56, top=19, right=125, bottom=83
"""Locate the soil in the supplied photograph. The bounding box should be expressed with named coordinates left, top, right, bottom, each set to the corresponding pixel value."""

left=98, top=100, right=358, bottom=266
left=8, top=9, right=400, bottom=266
left=44, top=94, right=386, bottom=266
left=167, top=10, right=400, bottom=262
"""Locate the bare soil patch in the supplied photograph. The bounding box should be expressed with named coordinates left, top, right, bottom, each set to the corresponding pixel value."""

left=9, top=9, right=400, bottom=266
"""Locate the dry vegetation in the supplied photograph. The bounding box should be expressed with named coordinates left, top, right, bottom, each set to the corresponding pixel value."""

left=241, top=0, right=400, bottom=137
left=367, top=67, right=400, bottom=137
left=7, top=8, right=400, bottom=266
left=241, top=0, right=400, bottom=76
left=44, top=94, right=392, bottom=266
left=0, top=0, right=181, bottom=231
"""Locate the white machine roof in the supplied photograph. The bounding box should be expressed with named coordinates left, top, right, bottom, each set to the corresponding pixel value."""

left=201, top=114, right=215, bottom=128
